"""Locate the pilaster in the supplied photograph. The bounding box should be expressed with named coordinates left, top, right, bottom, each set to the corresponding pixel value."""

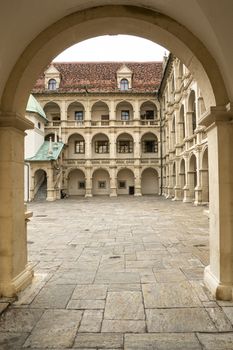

left=0, top=112, right=34, bottom=297
left=201, top=104, right=233, bottom=300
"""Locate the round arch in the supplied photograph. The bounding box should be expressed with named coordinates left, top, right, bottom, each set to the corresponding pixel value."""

left=1, top=5, right=229, bottom=117
left=141, top=167, right=159, bottom=195
left=117, top=167, right=135, bottom=195
left=92, top=168, right=110, bottom=196
left=67, top=168, right=86, bottom=196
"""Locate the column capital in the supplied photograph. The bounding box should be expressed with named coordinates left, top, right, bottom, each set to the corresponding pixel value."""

left=0, top=111, right=34, bottom=131
left=199, top=102, right=233, bottom=128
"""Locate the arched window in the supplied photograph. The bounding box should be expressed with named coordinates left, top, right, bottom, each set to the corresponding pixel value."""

left=48, top=79, right=57, bottom=90
left=120, top=79, right=129, bottom=91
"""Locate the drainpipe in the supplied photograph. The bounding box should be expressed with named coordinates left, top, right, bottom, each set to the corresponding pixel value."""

left=158, top=96, right=163, bottom=196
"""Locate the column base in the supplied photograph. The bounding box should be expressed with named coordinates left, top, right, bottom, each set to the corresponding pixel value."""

left=0, top=264, right=34, bottom=297
left=204, top=265, right=233, bottom=300
left=110, top=193, right=117, bottom=197
left=134, top=192, right=142, bottom=196
left=85, top=193, right=92, bottom=198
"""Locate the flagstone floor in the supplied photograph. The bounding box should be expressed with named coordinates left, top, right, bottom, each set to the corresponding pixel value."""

left=1, top=196, right=233, bottom=349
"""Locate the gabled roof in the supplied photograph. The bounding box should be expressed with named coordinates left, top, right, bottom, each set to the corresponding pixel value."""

left=44, top=64, right=60, bottom=75
left=117, top=64, right=133, bottom=74
left=26, top=141, right=64, bottom=162
left=32, top=62, right=163, bottom=94
left=26, top=94, right=47, bottom=120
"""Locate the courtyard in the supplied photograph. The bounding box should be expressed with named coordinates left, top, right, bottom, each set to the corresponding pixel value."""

left=1, top=196, right=233, bottom=349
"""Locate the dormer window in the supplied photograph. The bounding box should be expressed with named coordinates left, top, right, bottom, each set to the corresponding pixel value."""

left=120, top=79, right=129, bottom=91
left=48, top=79, right=57, bottom=90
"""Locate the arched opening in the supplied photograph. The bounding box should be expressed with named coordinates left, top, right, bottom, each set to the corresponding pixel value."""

left=92, top=133, right=110, bottom=158
left=117, top=168, right=135, bottom=195
left=141, top=132, right=158, bottom=155
left=116, top=101, right=134, bottom=125
left=140, top=101, right=157, bottom=125
left=91, top=101, right=109, bottom=126
left=116, top=133, right=134, bottom=157
left=201, top=148, right=209, bottom=203
left=172, top=162, right=176, bottom=189
left=67, top=102, right=85, bottom=125
left=189, top=154, right=197, bottom=201
left=33, top=169, right=47, bottom=201
left=180, top=158, right=186, bottom=199
left=92, top=168, right=110, bottom=196
left=171, top=116, right=176, bottom=149
left=67, top=133, right=85, bottom=158
left=44, top=102, right=61, bottom=126
left=179, top=105, right=185, bottom=142
left=45, top=133, right=56, bottom=142
left=67, top=169, right=85, bottom=196
left=188, top=90, right=197, bottom=135
left=141, top=168, right=159, bottom=195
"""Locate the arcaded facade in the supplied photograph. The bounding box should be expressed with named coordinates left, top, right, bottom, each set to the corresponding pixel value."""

left=28, top=62, right=162, bottom=200
left=27, top=56, right=208, bottom=205
left=160, top=56, right=209, bottom=205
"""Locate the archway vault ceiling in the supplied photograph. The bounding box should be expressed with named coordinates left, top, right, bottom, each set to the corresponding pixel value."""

left=0, top=1, right=233, bottom=113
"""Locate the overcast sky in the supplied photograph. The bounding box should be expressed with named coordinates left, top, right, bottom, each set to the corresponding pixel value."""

left=54, top=35, right=169, bottom=62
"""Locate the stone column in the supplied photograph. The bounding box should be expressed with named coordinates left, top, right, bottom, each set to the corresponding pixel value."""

left=109, top=101, right=115, bottom=127
left=85, top=131, right=92, bottom=160
left=202, top=105, right=233, bottom=300
left=110, top=166, right=117, bottom=197
left=46, top=164, right=55, bottom=201
left=183, top=154, right=191, bottom=202
left=194, top=147, right=202, bottom=205
left=134, top=166, right=141, bottom=196
left=174, top=158, right=182, bottom=200
left=166, top=161, right=173, bottom=198
left=0, top=113, right=34, bottom=297
left=109, top=131, right=116, bottom=159
left=85, top=166, right=92, bottom=197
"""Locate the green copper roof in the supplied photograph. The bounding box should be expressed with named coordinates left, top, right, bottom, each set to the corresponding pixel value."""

left=26, top=141, right=64, bottom=162
left=26, top=94, right=47, bottom=120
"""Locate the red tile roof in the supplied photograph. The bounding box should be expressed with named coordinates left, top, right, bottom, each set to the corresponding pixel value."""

left=32, top=62, right=163, bottom=94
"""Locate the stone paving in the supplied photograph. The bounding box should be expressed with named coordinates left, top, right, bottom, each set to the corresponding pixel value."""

left=1, top=196, right=233, bottom=349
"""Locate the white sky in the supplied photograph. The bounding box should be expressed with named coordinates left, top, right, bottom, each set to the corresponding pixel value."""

left=54, top=35, right=169, bottom=62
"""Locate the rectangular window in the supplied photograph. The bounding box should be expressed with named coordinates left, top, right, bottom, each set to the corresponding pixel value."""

left=101, top=115, right=109, bottom=121
left=143, top=140, right=158, bottom=153
left=75, top=140, right=85, bottom=154
left=95, top=141, right=109, bottom=154
left=78, top=181, right=85, bottom=189
left=75, top=111, right=84, bottom=121
left=98, top=181, right=106, bottom=189
left=118, top=181, right=126, bottom=189
left=121, top=110, right=130, bottom=121
left=117, top=140, right=133, bottom=153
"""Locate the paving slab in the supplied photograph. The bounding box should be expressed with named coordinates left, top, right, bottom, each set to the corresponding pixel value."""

left=72, top=284, right=107, bottom=300
left=74, top=333, right=124, bottom=348
left=23, top=309, right=82, bottom=348
left=30, top=284, right=75, bottom=308
left=124, top=333, right=202, bottom=350
left=0, top=308, right=44, bottom=332
left=79, top=310, right=103, bottom=332
left=102, top=320, right=146, bottom=333
left=146, top=308, right=216, bottom=332
left=197, top=332, right=233, bottom=349
left=0, top=332, right=29, bottom=350
left=142, top=281, right=201, bottom=308
left=104, top=291, right=145, bottom=320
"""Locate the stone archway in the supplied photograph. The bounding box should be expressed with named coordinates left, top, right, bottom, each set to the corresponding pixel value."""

left=141, top=168, right=159, bottom=195
left=67, top=169, right=86, bottom=196
left=0, top=4, right=232, bottom=300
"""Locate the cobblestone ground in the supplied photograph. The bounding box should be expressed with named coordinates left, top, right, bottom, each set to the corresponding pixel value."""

left=1, top=196, right=233, bottom=349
